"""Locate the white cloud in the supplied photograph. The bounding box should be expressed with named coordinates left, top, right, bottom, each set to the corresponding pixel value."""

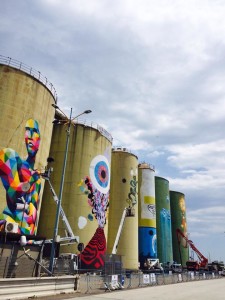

left=1, top=0, right=225, bottom=261
left=187, top=206, right=225, bottom=236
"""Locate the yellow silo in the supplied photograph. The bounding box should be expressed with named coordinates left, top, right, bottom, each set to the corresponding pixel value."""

left=107, top=147, right=139, bottom=270
left=0, top=57, right=56, bottom=235
left=38, top=116, right=112, bottom=270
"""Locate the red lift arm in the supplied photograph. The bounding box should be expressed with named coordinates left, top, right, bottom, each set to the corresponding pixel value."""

left=176, top=228, right=208, bottom=269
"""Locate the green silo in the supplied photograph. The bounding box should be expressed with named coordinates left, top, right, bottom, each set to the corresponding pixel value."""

left=155, top=176, right=173, bottom=265
left=170, top=191, right=189, bottom=267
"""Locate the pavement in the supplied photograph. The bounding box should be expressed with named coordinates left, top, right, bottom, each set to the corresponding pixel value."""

left=33, top=278, right=225, bottom=300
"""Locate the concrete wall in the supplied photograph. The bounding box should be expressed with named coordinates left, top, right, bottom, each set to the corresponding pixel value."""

left=0, top=276, right=78, bottom=300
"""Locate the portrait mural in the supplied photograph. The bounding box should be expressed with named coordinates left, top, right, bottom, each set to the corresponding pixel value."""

left=0, top=119, right=41, bottom=235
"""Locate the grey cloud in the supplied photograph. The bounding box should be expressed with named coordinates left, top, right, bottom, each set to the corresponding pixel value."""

left=1, top=0, right=225, bottom=261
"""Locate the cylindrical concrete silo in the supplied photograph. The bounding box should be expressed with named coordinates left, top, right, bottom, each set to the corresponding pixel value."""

left=38, top=117, right=112, bottom=270
left=170, top=191, right=189, bottom=267
left=107, top=147, right=139, bottom=270
left=0, top=57, right=56, bottom=235
left=138, top=163, right=157, bottom=269
left=155, top=177, right=173, bottom=266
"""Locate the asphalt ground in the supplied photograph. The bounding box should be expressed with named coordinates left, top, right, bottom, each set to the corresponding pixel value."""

left=30, top=277, right=225, bottom=300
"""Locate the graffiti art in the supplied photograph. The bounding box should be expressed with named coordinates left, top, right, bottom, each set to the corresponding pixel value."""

left=78, top=154, right=110, bottom=269
left=0, top=119, right=41, bottom=235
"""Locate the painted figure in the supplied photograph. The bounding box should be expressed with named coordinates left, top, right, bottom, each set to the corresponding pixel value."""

left=0, top=119, right=41, bottom=235
left=179, top=197, right=187, bottom=233
left=78, top=154, right=110, bottom=269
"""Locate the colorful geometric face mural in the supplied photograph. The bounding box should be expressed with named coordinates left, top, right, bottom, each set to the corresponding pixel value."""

left=78, top=154, right=110, bottom=269
left=0, top=119, right=41, bottom=235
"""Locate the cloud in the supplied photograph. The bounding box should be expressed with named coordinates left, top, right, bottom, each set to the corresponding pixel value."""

left=1, top=0, right=225, bottom=261
left=165, top=140, right=225, bottom=196
left=187, top=206, right=225, bottom=236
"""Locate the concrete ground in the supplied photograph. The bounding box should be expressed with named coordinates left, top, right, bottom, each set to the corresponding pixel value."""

left=32, top=278, right=225, bottom=300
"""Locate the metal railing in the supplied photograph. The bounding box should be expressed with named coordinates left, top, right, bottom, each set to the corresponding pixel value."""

left=112, top=146, right=138, bottom=158
left=77, top=270, right=224, bottom=294
left=55, top=108, right=113, bottom=143
left=0, top=54, right=57, bottom=102
left=39, top=258, right=225, bottom=294
left=1, top=255, right=225, bottom=298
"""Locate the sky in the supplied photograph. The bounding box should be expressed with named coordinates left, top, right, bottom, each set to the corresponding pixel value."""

left=1, top=0, right=225, bottom=262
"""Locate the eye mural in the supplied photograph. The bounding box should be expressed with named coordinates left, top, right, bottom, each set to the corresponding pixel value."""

left=0, top=119, right=41, bottom=235
left=78, top=155, right=110, bottom=269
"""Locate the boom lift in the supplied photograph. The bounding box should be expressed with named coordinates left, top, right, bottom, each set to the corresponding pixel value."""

left=176, top=228, right=208, bottom=271
left=144, top=258, right=163, bottom=272
left=112, top=207, right=135, bottom=255
left=41, top=167, right=79, bottom=244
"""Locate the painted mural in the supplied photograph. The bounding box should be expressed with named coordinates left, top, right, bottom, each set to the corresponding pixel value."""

left=179, top=196, right=188, bottom=248
left=125, top=168, right=138, bottom=207
left=160, top=208, right=172, bottom=263
left=179, top=196, right=187, bottom=233
left=0, top=119, right=41, bottom=235
left=78, top=154, right=110, bottom=269
left=138, top=168, right=157, bottom=267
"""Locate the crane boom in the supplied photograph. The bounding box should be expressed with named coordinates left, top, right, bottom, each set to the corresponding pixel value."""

left=176, top=228, right=208, bottom=268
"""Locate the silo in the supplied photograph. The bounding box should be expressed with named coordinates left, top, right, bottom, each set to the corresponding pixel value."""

left=38, top=117, right=112, bottom=270
left=107, top=147, right=139, bottom=270
left=170, top=191, right=189, bottom=266
left=138, top=163, right=157, bottom=269
left=155, top=177, right=173, bottom=266
left=0, top=56, right=56, bottom=235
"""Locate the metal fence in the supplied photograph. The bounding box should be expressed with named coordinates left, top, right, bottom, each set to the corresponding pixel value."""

left=75, top=271, right=224, bottom=294
left=0, top=54, right=57, bottom=102
left=1, top=254, right=224, bottom=296
left=1, top=257, right=225, bottom=299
